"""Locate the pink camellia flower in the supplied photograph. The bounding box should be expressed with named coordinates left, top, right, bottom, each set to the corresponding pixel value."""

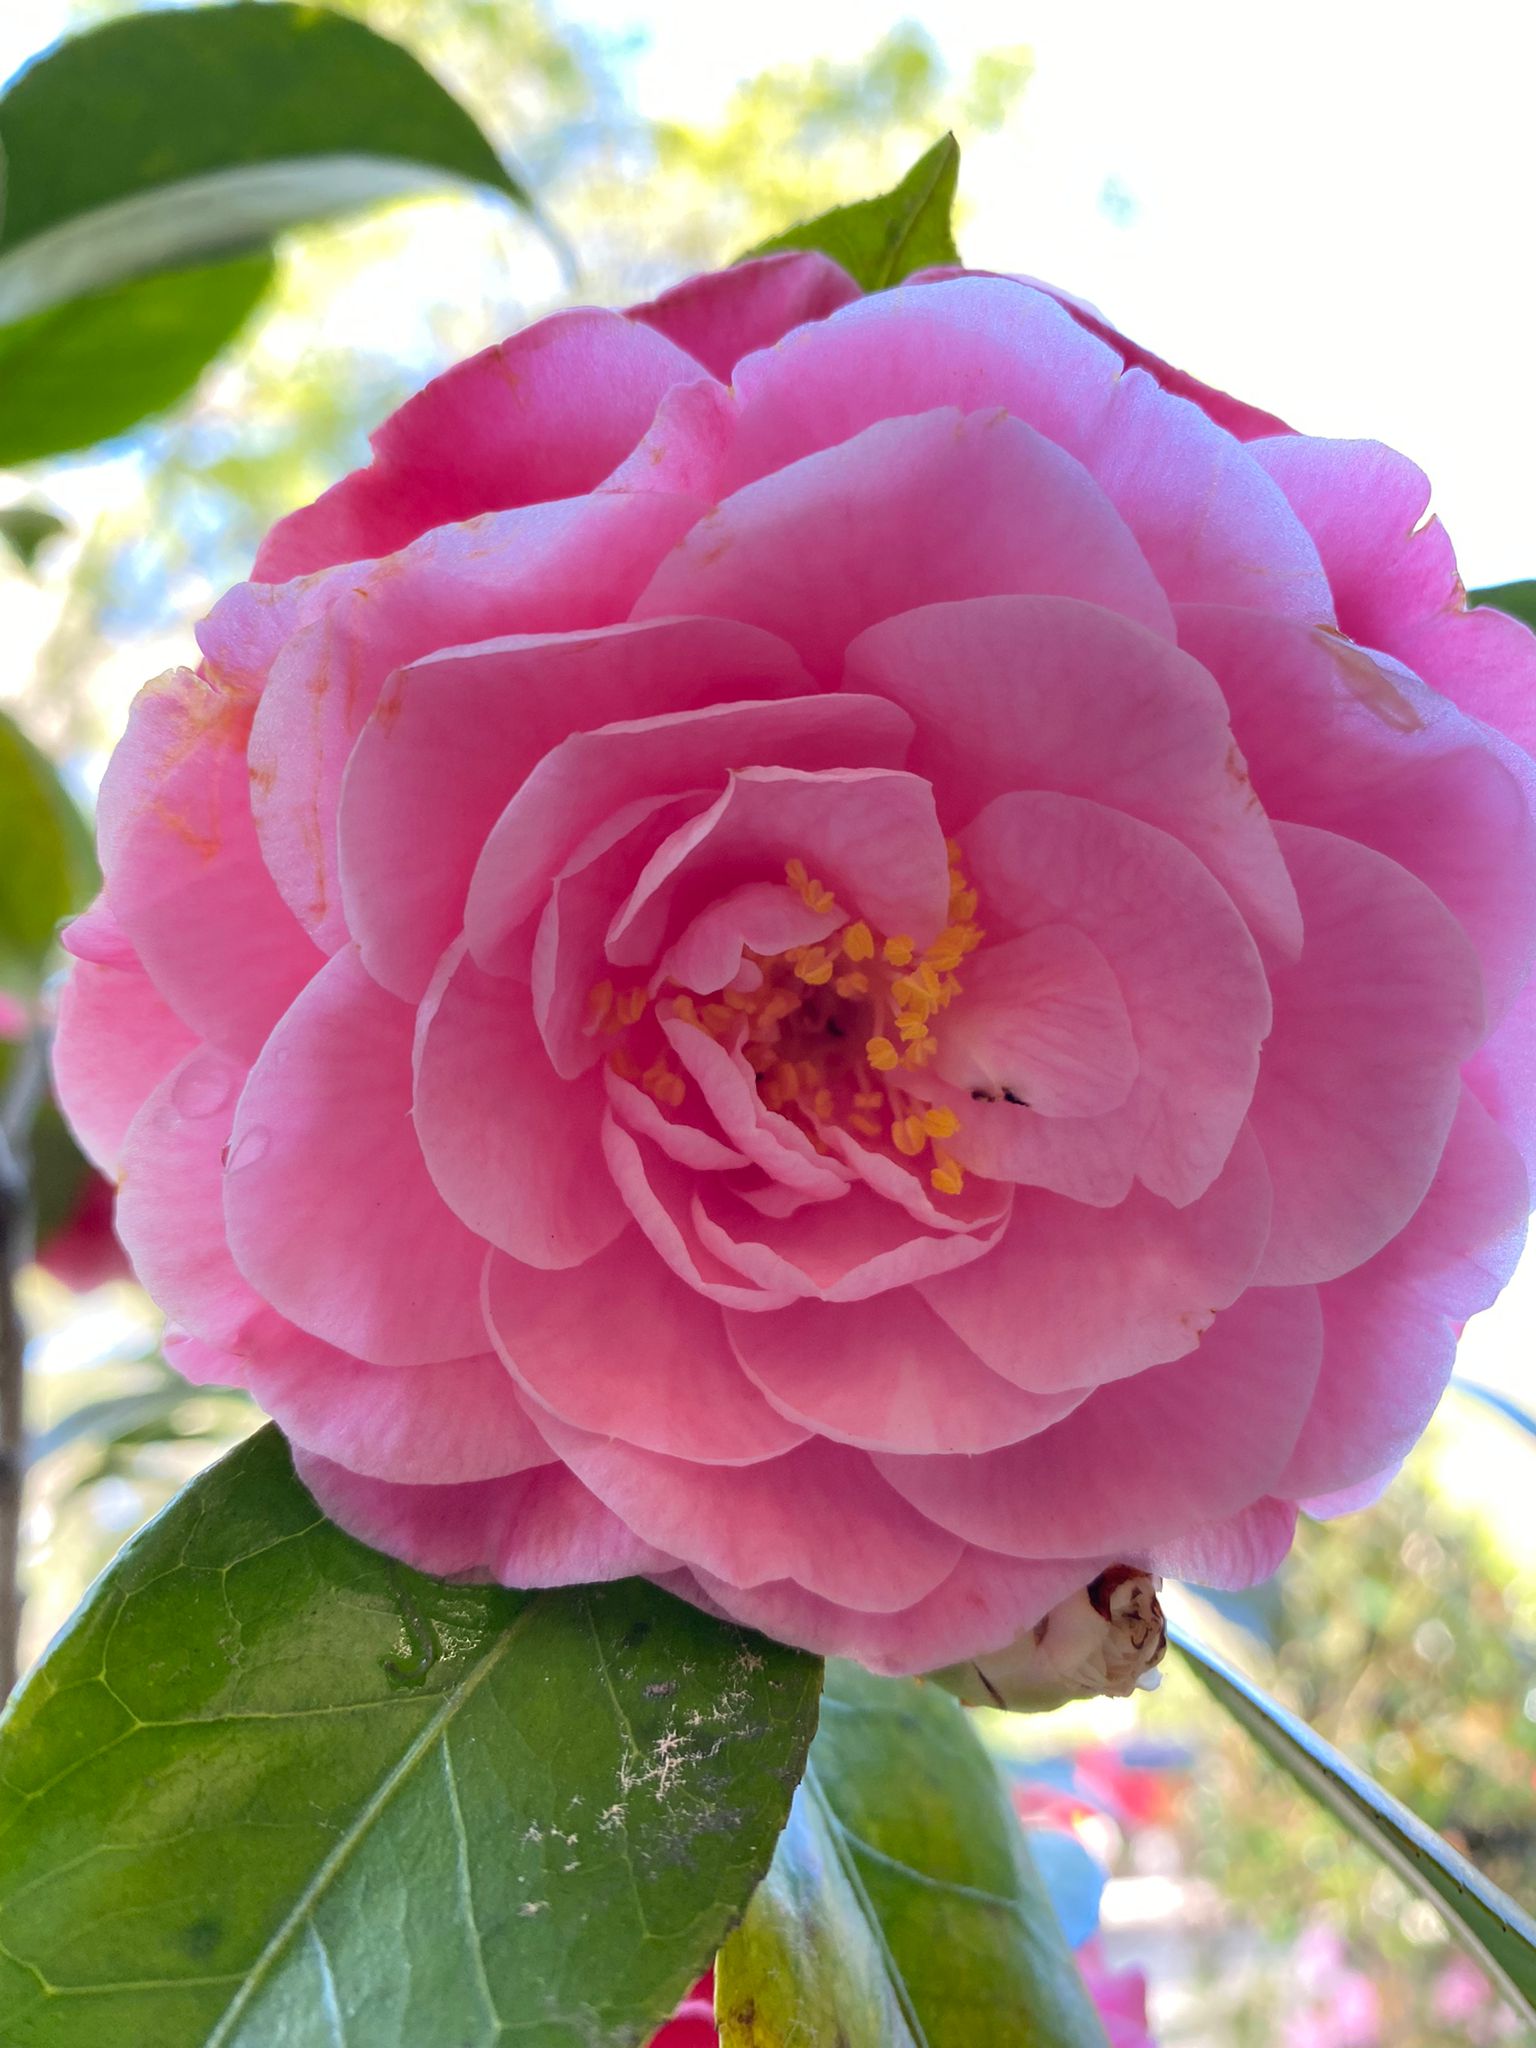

left=53, top=253, right=1536, bottom=1675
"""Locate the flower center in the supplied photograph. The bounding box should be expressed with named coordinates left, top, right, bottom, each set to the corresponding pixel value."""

left=586, top=846, right=985, bottom=1197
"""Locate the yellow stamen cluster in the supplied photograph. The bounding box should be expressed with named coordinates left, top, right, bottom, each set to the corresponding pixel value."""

left=586, top=849, right=984, bottom=1197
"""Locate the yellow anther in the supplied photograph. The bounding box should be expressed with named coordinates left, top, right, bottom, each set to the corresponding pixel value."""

left=834, top=971, right=869, bottom=1000
left=849, top=1112, right=883, bottom=1137
left=921, top=1106, right=961, bottom=1140
left=701, top=1002, right=736, bottom=1035
left=853, top=1089, right=885, bottom=1110
left=930, top=1153, right=966, bottom=1197
left=866, top=1036, right=900, bottom=1072
left=891, top=1114, right=928, bottom=1158
left=795, top=949, right=835, bottom=987
left=896, top=1015, right=931, bottom=1042
left=812, top=1087, right=836, bottom=1122
left=608, top=1047, right=640, bottom=1082
left=771, top=1061, right=801, bottom=1101
left=785, top=858, right=809, bottom=890
left=668, top=992, right=700, bottom=1027
left=883, top=934, right=915, bottom=967
left=615, top=985, right=648, bottom=1026
left=841, top=921, right=875, bottom=962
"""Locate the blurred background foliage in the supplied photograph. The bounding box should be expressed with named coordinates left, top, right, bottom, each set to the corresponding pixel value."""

left=2, top=3, right=1534, bottom=2042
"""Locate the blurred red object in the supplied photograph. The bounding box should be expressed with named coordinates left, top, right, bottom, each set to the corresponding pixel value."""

left=649, top=1973, right=716, bottom=2044
left=1, top=992, right=129, bottom=1290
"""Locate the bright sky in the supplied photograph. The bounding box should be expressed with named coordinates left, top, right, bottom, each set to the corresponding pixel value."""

left=3, top=0, right=1534, bottom=1411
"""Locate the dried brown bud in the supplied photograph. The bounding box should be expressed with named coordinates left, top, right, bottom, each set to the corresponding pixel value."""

left=928, top=1568, right=1168, bottom=1714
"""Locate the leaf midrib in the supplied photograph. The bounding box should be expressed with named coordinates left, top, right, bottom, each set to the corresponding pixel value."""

left=204, top=1601, right=535, bottom=2045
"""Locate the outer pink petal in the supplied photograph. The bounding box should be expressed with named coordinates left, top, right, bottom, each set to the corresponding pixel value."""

left=248, top=490, right=703, bottom=953
left=413, top=940, right=624, bottom=1270
left=876, top=1284, right=1323, bottom=1559
left=51, top=922, right=197, bottom=1176
left=1254, top=435, right=1536, bottom=758
left=534, top=1419, right=964, bottom=1611
left=671, top=1548, right=1105, bottom=1678
left=466, top=693, right=913, bottom=972
left=917, top=1124, right=1273, bottom=1395
left=1178, top=603, right=1536, bottom=1022
left=169, top=1330, right=552, bottom=1486
left=1152, top=1499, right=1297, bottom=1589
left=846, top=594, right=1302, bottom=955
left=340, top=615, right=812, bottom=1002
left=1250, top=824, right=1485, bottom=1287
left=254, top=310, right=707, bottom=580
left=633, top=407, right=1173, bottom=683
left=1276, top=1087, right=1528, bottom=1500
left=933, top=927, right=1138, bottom=1119
left=956, top=793, right=1271, bottom=1205
left=195, top=558, right=370, bottom=694
left=726, top=1288, right=1085, bottom=1454
left=102, top=670, right=321, bottom=1059
left=721, top=279, right=1330, bottom=620
left=295, top=1450, right=678, bottom=1584
left=629, top=251, right=861, bottom=380
left=1467, top=973, right=1536, bottom=1178
left=224, top=946, right=488, bottom=1366
left=607, top=765, right=948, bottom=969
left=483, top=1233, right=807, bottom=1464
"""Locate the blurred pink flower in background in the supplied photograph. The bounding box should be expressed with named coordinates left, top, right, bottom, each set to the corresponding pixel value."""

left=53, top=252, right=1536, bottom=1671
left=1283, top=1926, right=1382, bottom=2048
left=0, top=992, right=127, bottom=1290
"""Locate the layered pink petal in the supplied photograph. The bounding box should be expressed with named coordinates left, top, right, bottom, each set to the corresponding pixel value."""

left=1255, top=435, right=1536, bottom=758
left=629, top=250, right=861, bottom=380
left=1467, top=973, right=1536, bottom=1177
left=536, top=1420, right=964, bottom=1610
left=194, top=558, right=369, bottom=694
left=635, top=406, right=1174, bottom=682
left=657, top=1020, right=849, bottom=1202
left=254, top=311, right=706, bottom=580
left=249, top=490, right=704, bottom=953
left=720, top=279, right=1330, bottom=620
left=876, top=1284, right=1323, bottom=1558
left=483, top=1233, right=807, bottom=1464
left=1153, top=1499, right=1298, bottom=1590
left=466, top=693, right=912, bottom=972
left=1178, top=604, right=1536, bottom=1020
left=340, top=615, right=812, bottom=1001
left=170, top=1330, right=552, bottom=1486
left=1277, top=1087, right=1529, bottom=1500
left=295, top=1451, right=678, bottom=1584
left=673, top=1548, right=1105, bottom=1678
left=846, top=594, right=1302, bottom=954
left=917, top=1124, right=1273, bottom=1395
left=102, top=669, right=321, bottom=1058
left=413, top=940, right=624, bottom=1270
left=224, top=947, right=488, bottom=1366
left=726, top=1289, right=1084, bottom=1453
left=1250, top=824, right=1485, bottom=1287
left=956, top=793, right=1271, bottom=1204
left=51, top=921, right=197, bottom=1176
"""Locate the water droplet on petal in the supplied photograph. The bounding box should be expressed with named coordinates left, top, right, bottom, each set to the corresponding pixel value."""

left=224, top=1125, right=271, bottom=1174
left=171, top=1058, right=232, bottom=1120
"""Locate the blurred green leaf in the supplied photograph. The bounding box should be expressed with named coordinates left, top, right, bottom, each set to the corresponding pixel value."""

left=741, top=132, right=961, bottom=289
left=0, top=251, right=274, bottom=466
left=0, top=500, right=65, bottom=570
left=1175, top=1625, right=1536, bottom=2027
left=1469, top=581, right=1536, bottom=630
left=0, top=1, right=542, bottom=461
left=0, top=1426, right=821, bottom=2047
left=0, top=708, right=94, bottom=982
left=717, top=1659, right=1108, bottom=2047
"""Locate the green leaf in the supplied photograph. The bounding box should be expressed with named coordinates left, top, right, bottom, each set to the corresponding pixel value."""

left=0, top=1426, right=822, bottom=2047
left=0, top=500, right=65, bottom=571
left=0, top=2, right=529, bottom=324
left=1175, top=1626, right=1536, bottom=2026
left=717, top=1659, right=1109, bottom=2047
left=741, top=134, right=961, bottom=290
left=1468, top=581, right=1536, bottom=631
left=0, top=708, right=95, bottom=981
left=0, top=251, right=274, bottom=465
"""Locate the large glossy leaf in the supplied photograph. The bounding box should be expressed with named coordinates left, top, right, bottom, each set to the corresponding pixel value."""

left=0, top=2, right=528, bottom=323
left=1469, top=581, right=1536, bottom=631
left=742, top=134, right=961, bottom=290
left=1175, top=1626, right=1536, bottom=2025
left=717, top=1659, right=1109, bottom=2046
left=0, top=709, right=95, bottom=981
left=0, top=1426, right=822, bottom=2047
left=0, top=251, right=274, bottom=466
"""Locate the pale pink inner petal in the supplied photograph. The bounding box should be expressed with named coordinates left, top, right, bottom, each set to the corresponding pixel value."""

left=692, top=1179, right=1003, bottom=1303
left=1250, top=823, right=1486, bottom=1287
left=629, top=249, right=861, bottom=381
left=413, top=939, right=625, bottom=1271
left=483, top=1233, right=808, bottom=1465
left=224, top=946, right=489, bottom=1367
